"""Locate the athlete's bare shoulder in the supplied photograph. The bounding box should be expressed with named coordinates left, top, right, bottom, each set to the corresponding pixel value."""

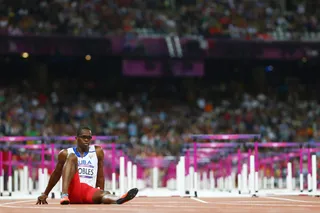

left=94, top=145, right=104, bottom=159
left=57, top=149, right=68, bottom=162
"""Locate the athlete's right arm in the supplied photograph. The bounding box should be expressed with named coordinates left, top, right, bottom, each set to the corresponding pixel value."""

left=43, top=149, right=68, bottom=196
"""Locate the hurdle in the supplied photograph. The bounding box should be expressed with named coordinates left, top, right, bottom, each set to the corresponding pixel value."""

left=91, top=140, right=319, bottom=197
left=126, top=156, right=177, bottom=197
left=192, top=145, right=250, bottom=195
left=251, top=142, right=319, bottom=195
left=182, top=134, right=320, bottom=197
left=185, top=134, right=260, bottom=197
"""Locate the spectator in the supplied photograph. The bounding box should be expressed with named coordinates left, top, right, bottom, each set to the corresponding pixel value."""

left=0, top=0, right=319, bottom=40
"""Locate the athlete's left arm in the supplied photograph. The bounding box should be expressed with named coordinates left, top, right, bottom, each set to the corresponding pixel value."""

left=95, top=146, right=105, bottom=189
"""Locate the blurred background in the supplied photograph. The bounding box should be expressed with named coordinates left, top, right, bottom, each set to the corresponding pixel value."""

left=1, top=0, right=320, bottom=185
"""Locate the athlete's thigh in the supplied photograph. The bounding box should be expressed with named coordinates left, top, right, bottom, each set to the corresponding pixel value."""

left=80, top=183, right=101, bottom=204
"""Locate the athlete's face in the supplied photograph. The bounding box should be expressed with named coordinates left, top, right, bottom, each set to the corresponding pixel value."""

left=76, top=129, right=92, bottom=150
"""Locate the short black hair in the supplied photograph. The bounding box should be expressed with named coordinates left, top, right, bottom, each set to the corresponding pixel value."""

left=76, top=126, right=92, bottom=136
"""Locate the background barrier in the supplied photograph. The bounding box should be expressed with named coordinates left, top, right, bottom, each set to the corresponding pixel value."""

left=0, top=135, right=319, bottom=198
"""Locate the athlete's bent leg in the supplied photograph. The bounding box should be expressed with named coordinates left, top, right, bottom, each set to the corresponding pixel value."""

left=62, top=153, right=78, bottom=194
left=60, top=153, right=78, bottom=205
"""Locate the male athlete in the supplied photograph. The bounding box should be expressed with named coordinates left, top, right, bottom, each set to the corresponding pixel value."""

left=36, top=126, right=138, bottom=205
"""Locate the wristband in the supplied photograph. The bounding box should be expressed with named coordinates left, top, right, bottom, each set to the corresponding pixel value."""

left=61, top=193, right=69, bottom=198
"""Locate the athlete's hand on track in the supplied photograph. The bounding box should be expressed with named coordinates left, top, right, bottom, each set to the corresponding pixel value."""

left=36, top=193, right=48, bottom=205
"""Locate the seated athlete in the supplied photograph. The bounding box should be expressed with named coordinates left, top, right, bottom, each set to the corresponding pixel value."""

left=36, top=126, right=138, bottom=205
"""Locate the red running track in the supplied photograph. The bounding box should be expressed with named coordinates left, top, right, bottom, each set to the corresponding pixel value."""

left=1, top=196, right=320, bottom=213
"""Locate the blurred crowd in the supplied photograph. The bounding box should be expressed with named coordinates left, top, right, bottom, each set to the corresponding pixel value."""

left=0, top=0, right=320, bottom=39
left=1, top=78, right=319, bottom=158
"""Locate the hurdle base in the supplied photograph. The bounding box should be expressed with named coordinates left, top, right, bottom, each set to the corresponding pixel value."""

left=194, top=191, right=198, bottom=198
left=29, top=191, right=32, bottom=195
left=112, top=192, right=115, bottom=195
left=252, top=194, right=258, bottom=198
left=308, top=190, right=313, bottom=192
left=0, top=192, right=2, bottom=196
left=238, top=191, right=241, bottom=194
left=9, top=192, right=12, bottom=196
left=51, top=192, right=55, bottom=199
left=185, top=190, right=190, bottom=195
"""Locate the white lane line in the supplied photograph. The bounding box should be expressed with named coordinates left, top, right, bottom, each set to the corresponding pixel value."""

left=0, top=200, right=35, bottom=205
left=262, top=196, right=312, bottom=203
left=210, top=202, right=319, bottom=207
left=133, top=201, right=195, bottom=204
left=190, top=197, right=208, bottom=204
left=235, top=200, right=289, bottom=203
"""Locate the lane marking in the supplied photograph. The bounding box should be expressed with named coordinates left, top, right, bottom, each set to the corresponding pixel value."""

left=234, top=200, right=290, bottom=203
left=0, top=200, right=35, bottom=205
left=133, top=201, right=196, bottom=204
left=262, top=197, right=312, bottom=203
left=210, top=202, right=320, bottom=207
left=190, top=197, right=208, bottom=204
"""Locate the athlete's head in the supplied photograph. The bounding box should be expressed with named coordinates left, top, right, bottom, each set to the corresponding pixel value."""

left=76, top=126, right=92, bottom=150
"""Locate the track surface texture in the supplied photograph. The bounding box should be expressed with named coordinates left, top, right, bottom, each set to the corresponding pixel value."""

left=1, top=196, right=320, bottom=213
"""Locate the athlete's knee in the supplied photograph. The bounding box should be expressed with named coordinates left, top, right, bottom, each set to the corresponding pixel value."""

left=99, top=191, right=111, bottom=199
left=100, top=191, right=117, bottom=204
left=92, top=190, right=107, bottom=204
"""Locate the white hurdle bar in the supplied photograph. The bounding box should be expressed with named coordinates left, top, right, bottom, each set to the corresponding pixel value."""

left=254, top=171, right=259, bottom=193
left=176, top=162, right=180, bottom=192
left=308, top=173, right=312, bottom=192
left=119, top=156, right=125, bottom=195
left=237, top=173, right=241, bottom=193
left=132, top=164, right=137, bottom=188
left=14, top=170, right=18, bottom=192
left=152, top=167, right=159, bottom=190
left=23, top=166, right=28, bottom=192
left=127, top=161, right=132, bottom=189
left=176, top=156, right=186, bottom=196
left=287, top=162, right=292, bottom=191
left=179, top=156, right=185, bottom=196
left=312, top=155, right=317, bottom=195
left=0, top=169, right=3, bottom=196
left=249, top=155, right=255, bottom=194
left=300, top=173, right=304, bottom=192
left=111, top=172, right=116, bottom=194
left=241, top=163, right=248, bottom=193
left=189, top=166, right=194, bottom=195
left=209, top=170, right=215, bottom=190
